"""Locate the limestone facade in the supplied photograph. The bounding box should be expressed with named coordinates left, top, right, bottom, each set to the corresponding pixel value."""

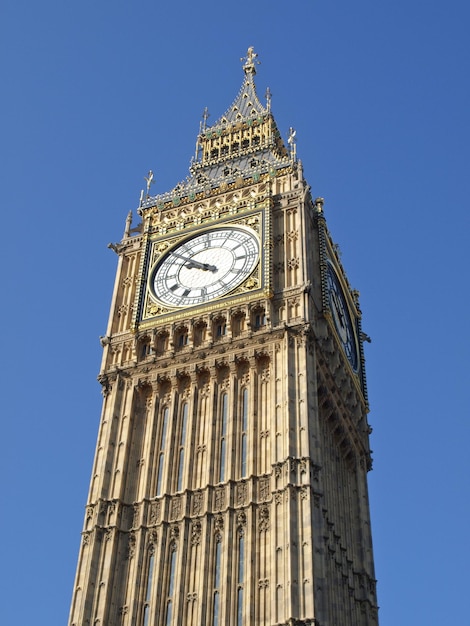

left=69, top=49, right=378, bottom=626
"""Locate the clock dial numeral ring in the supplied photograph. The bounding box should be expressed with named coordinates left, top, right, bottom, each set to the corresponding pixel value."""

left=150, top=226, right=260, bottom=308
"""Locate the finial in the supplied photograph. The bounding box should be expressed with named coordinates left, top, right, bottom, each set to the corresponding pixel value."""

left=144, top=170, right=155, bottom=197
left=124, top=210, right=132, bottom=237
left=265, top=87, right=272, bottom=112
left=201, top=107, right=210, bottom=132
left=288, top=127, right=297, bottom=161
left=241, top=46, right=260, bottom=76
left=314, top=197, right=325, bottom=213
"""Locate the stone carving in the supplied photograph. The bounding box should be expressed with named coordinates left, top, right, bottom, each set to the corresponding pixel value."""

left=259, top=506, right=270, bottom=532
left=107, top=501, right=116, bottom=524
left=235, top=481, right=246, bottom=505
left=192, top=491, right=203, bottom=515
left=132, top=504, right=140, bottom=528
left=191, top=521, right=202, bottom=546
left=214, top=514, right=224, bottom=533
left=148, top=529, right=158, bottom=551
left=171, top=497, right=181, bottom=520
left=149, top=501, right=160, bottom=525
left=237, top=510, right=247, bottom=528
left=128, top=533, right=136, bottom=559
left=259, top=477, right=270, bottom=501
left=215, top=487, right=225, bottom=511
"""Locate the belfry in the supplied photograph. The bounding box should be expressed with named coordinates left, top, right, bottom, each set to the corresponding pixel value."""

left=69, top=48, right=379, bottom=626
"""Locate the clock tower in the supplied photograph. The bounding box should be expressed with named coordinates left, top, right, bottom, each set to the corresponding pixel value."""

left=69, top=48, right=379, bottom=626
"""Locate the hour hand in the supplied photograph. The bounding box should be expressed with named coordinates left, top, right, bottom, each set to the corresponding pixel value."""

left=186, top=259, right=217, bottom=272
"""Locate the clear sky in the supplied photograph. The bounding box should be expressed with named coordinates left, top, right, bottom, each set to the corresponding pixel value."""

left=1, top=1, right=469, bottom=624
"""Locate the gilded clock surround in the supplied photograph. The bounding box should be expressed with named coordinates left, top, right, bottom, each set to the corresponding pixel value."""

left=136, top=205, right=271, bottom=327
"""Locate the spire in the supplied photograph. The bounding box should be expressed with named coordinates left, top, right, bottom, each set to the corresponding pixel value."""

left=213, top=46, right=267, bottom=128
left=140, top=48, right=292, bottom=210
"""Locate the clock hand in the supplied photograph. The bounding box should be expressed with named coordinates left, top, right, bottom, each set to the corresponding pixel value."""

left=173, top=253, right=217, bottom=272
left=186, top=259, right=217, bottom=272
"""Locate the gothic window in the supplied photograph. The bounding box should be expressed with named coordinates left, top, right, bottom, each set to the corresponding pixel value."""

left=156, top=407, right=169, bottom=497
left=139, top=336, right=153, bottom=359
left=156, top=331, right=169, bottom=355
left=212, top=539, right=222, bottom=626
left=218, top=393, right=228, bottom=483
left=241, top=138, right=249, bottom=149
left=232, top=142, right=239, bottom=153
left=165, top=546, right=177, bottom=625
left=231, top=312, right=246, bottom=337
left=236, top=532, right=245, bottom=626
left=142, top=552, right=154, bottom=626
left=221, top=145, right=229, bottom=156
left=211, top=148, right=219, bottom=159
left=176, top=403, right=189, bottom=492
left=213, top=317, right=227, bottom=339
left=253, top=308, right=267, bottom=329
left=175, top=326, right=189, bottom=348
left=252, top=135, right=260, bottom=146
left=193, top=322, right=206, bottom=347
left=240, top=388, right=248, bottom=478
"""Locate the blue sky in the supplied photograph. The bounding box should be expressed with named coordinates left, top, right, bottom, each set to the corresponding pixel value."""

left=1, top=1, right=469, bottom=624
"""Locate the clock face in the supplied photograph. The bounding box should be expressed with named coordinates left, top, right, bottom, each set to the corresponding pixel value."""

left=326, top=262, right=358, bottom=371
left=150, top=226, right=260, bottom=308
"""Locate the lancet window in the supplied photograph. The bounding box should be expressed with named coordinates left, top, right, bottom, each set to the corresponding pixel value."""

left=176, top=402, right=189, bottom=492
left=218, top=393, right=228, bottom=483
left=240, top=388, right=248, bottom=478
left=156, top=407, right=169, bottom=497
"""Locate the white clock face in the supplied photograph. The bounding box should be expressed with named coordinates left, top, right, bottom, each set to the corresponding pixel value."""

left=151, top=227, right=259, bottom=307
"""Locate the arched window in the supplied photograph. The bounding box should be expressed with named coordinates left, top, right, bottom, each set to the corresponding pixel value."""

left=165, top=546, right=177, bottom=625
left=156, top=407, right=169, bottom=497
left=139, top=337, right=153, bottom=359
left=212, top=539, right=222, bottom=626
left=240, top=388, right=248, bottom=478
left=213, top=317, right=227, bottom=339
left=236, top=533, right=245, bottom=626
left=142, top=552, right=154, bottom=626
left=176, top=403, right=188, bottom=492
left=253, top=309, right=267, bottom=329
left=219, top=393, right=228, bottom=483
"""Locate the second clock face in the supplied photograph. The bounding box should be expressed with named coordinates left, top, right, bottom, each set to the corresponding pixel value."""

left=151, top=227, right=259, bottom=307
left=326, top=262, right=358, bottom=371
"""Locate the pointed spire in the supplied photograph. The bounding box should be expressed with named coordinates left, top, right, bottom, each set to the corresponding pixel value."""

left=214, top=47, right=267, bottom=128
